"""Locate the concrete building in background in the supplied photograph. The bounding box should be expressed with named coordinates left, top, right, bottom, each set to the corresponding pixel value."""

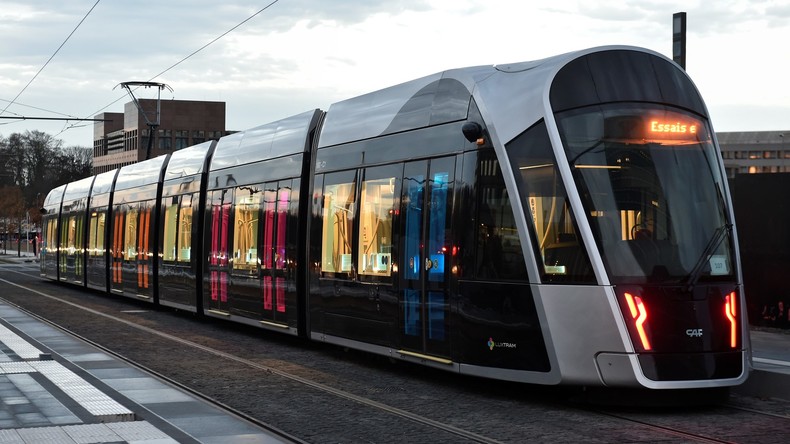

left=718, top=130, right=789, bottom=178
left=93, top=99, right=229, bottom=174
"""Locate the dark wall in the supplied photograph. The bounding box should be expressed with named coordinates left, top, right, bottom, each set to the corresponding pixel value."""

left=732, top=173, right=790, bottom=325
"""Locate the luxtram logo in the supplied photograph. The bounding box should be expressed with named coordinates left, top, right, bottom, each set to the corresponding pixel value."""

left=487, top=337, right=517, bottom=351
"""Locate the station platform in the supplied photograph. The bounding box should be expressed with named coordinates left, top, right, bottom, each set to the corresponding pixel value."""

left=734, top=328, right=790, bottom=401
left=0, top=299, right=289, bottom=443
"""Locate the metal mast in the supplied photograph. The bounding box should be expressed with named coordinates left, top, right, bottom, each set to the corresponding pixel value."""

left=115, top=81, right=172, bottom=160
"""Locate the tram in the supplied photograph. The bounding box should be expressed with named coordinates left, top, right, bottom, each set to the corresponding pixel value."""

left=40, top=46, right=750, bottom=389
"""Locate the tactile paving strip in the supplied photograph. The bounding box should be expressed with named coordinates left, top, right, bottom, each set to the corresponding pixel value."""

left=0, top=421, right=176, bottom=444
left=0, top=362, right=35, bottom=374
left=28, top=361, right=134, bottom=422
left=0, top=323, right=42, bottom=359
left=0, top=322, right=134, bottom=423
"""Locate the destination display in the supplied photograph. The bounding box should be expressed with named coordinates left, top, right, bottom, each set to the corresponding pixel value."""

left=604, top=110, right=708, bottom=144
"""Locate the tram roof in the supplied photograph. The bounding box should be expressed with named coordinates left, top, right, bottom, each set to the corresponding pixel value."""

left=90, top=169, right=118, bottom=196
left=316, top=46, right=695, bottom=150
left=43, top=184, right=67, bottom=208
left=209, top=109, right=321, bottom=172
left=61, top=176, right=95, bottom=203
left=164, top=141, right=214, bottom=182
left=115, top=155, right=169, bottom=191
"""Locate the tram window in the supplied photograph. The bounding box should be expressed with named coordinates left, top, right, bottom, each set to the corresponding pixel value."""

left=321, top=171, right=357, bottom=275
left=474, top=153, right=527, bottom=280
left=44, top=217, right=57, bottom=253
left=125, top=208, right=138, bottom=261
left=66, top=216, right=75, bottom=252
left=233, top=185, right=261, bottom=271
left=358, top=166, right=400, bottom=279
left=163, top=198, right=178, bottom=261
left=88, top=210, right=106, bottom=256
left=506, top=121, right=595, bottom=284
left=64, top=215, right=80, bottom=255
left=177, top=194, right=193, bottom=262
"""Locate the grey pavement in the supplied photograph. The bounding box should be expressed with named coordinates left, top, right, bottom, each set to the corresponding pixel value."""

left=734, top=327, right=790, bottom=401
left=0, top=299, right=290, bottom=443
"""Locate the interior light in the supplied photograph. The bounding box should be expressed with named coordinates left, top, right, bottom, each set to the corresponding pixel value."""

left=725, top=292, right=738, bottom=348
left=573, top=165, right=623, bottom=169
left=624, top=292, right=652, bottom=351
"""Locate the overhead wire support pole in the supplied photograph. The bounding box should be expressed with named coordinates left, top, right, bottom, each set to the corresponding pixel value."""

left=114, top=81, right=172, bottom=161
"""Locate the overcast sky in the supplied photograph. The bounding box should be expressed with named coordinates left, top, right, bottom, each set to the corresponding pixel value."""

left=2, top=0, right=790, bottom=148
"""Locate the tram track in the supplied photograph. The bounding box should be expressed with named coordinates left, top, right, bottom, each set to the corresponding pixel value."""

left=0, top=269, right=504, bottom=443
left=1, top=264, right=789, bottom=443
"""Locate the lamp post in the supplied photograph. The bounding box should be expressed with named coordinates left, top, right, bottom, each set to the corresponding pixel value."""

left=780, top=133, right=785, bottom=171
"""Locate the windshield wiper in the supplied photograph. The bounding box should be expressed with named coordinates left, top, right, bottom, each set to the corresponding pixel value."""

left=686, top=223, right=733, bottom=291
left=568, top=140, right=604, bottom=166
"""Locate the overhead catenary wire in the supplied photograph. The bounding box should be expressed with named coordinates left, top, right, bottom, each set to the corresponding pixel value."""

left=148, top=0, right=280, bottom=81
left=0, top=98, right=89, bottom=127
left=0, top=0, right=102, bottom=117
left=0, top=98, right=81, bottom=119
left=58, top=0, right=280, bottom=138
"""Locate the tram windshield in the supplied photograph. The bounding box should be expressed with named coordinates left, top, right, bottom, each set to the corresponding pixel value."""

left=555, top=104, right=734, bottom=285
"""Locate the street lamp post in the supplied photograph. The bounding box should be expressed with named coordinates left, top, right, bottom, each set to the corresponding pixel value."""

left=25, top=211, right=29, bottom=255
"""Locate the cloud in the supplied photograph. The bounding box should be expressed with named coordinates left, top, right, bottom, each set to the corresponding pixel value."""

left=2, top=0, right=790, bottom=148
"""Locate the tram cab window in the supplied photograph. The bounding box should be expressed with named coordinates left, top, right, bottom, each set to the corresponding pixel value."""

left=505, top=121, right=596, bottom=284
left=321, top=171, right=357, bottom=276
left=556, top=104, right=734, bottom=284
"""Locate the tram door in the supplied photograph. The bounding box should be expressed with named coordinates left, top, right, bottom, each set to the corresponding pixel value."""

left=399, top=157, right=455, bottom=359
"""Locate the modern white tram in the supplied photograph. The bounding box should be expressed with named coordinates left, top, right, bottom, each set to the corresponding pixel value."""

left=41, top=46, right=749, bottom=389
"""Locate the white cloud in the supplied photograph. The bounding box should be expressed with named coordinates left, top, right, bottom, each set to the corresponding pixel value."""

left=1, top=0, right=790, bottom=147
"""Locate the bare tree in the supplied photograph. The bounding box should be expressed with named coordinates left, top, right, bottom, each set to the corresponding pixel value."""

left=0, top=130, right=92, bottom=211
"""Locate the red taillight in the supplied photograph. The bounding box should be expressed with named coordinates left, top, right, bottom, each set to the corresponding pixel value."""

left=725, top=292, right=738, bottom=348
left=624, top=292, right=651, bottom=351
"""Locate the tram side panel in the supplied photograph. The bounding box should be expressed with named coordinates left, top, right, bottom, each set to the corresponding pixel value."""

left=58, top=197, right=88, bottom=285
left=110, top=186, right=158, bottom=301
left=157, top=141, right=216, bottom=313
left=40, top=184, right=67, bottom=280
left=158, top=179, right=203, bottom=311
left=454, top=147, right=551, bottom=374
left=86, top=169, right=119, bottom=293
left=57, top=176, right=96, bottom=286
left=309, top=122, right=476, bottom=358
left=86, top=194, right=111, bottom=292
left=202, top=159, right=308, bottom=333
